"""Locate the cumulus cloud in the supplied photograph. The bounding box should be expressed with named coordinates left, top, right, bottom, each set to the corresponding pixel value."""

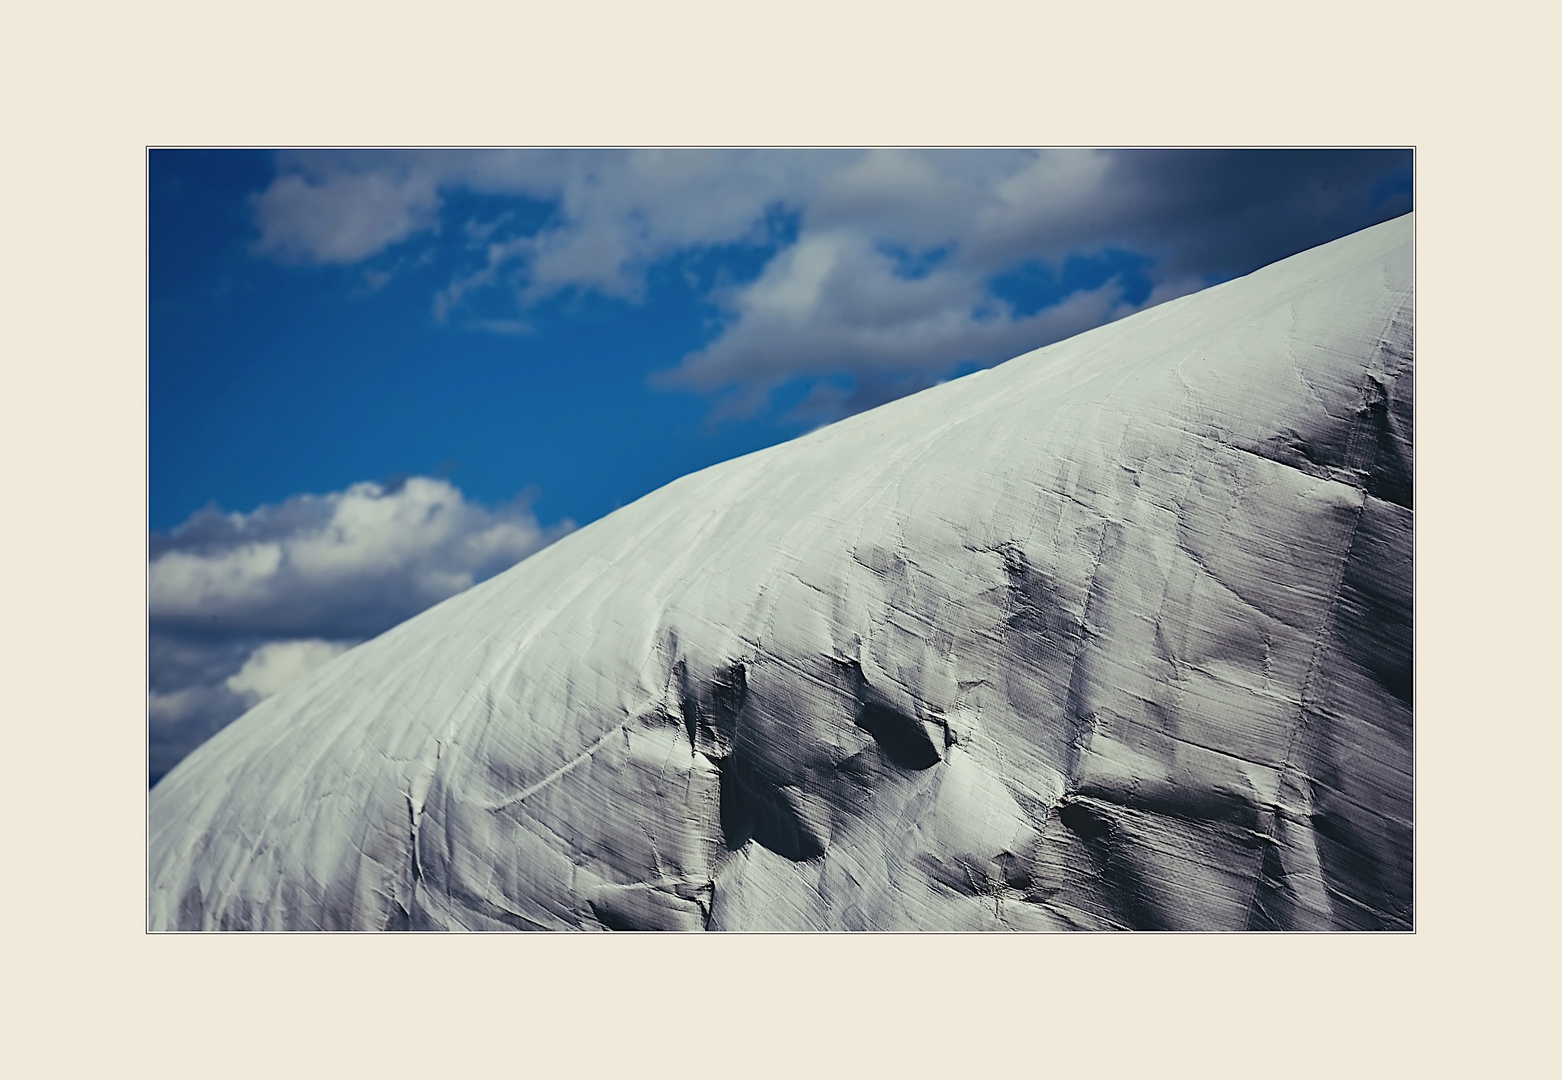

left=150, top=475, right=569, bottom=639
left=149, top=477, right=572, bottom=785
left=656, top=228, right=1147, bottom=412
left=248, top=148, right=1411, bottom=416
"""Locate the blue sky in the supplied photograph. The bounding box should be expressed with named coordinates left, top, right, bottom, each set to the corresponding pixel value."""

left=148, top=148, right=1412, bottom=784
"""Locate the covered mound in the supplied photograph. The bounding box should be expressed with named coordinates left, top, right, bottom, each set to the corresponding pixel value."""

left=149, top=214, right=1413, bottom=931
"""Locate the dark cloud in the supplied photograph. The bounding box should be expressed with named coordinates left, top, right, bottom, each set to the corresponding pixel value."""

left=1086, top=148, right=1413, bottom=279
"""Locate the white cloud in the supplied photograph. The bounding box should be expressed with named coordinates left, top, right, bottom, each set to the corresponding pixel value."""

left=807, top=148, right=999, bottom=243
left=246, top=150, right=1171, bottom=366
left=226, top=639, right=350, bottom=704
left=410, top=149, right=1186, bottom=410
left=149, top=476, right=572, bottom=639
left=659, top=228, right=1138, bottom=408
left=150, top=541, right=283, bottom=610
left=252, top=169, right=442, bottom=264
left=739, top=232, right=855, bottom=323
